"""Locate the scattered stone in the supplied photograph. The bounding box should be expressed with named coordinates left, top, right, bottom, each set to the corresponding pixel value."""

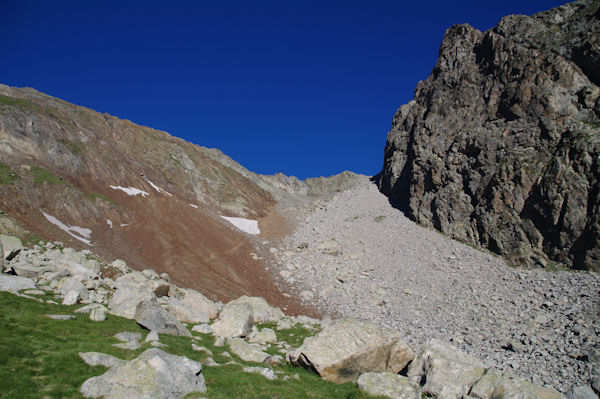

left=242, top=366, right=277, bottom=380
left=108, top=286, right=155, bottom=319
left=89, top=307, right=106, bottom=321
left=191, top=344, right=213, bottom=356
left=75, top=303, right=106, bottom=314
left=114, top=332, right=142, bottom=343
left=22, top=289, right=45, bottom=296
left=357, top=372, right=421, bottom=399
left=145, top=331, right=159, bottom=342
left=80, top=348, right=206, bottom=398
left=192, top=324, right=214, bottom=334
left=62, top=291, right=80, bottom=305
left=45, top=314, right=76, bottom=320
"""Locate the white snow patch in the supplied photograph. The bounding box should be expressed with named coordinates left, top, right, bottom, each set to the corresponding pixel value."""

left=120, top=224, right=129, bottom=227
left=106, top=219, right=113, bottom=228
left=189, top=204, right=199, bottom=209
left=43, top=212, right=92, bottom=246
left=145, top=179, right=172, bottom=197
left=220, top=216, right=260, bottom=235
left=109, top=185, right=149, bottom=197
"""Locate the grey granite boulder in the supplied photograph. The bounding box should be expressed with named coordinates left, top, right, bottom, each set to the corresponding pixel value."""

left=470, top=370, right=565, bottom=399
left=227, top=295, right=284, bottom=323
left=80, top=348, right=206, bottom=398
left=228, top=338, right=270, bottom=363
left=166, top=288, right=219, bottom=324
left=289, top=318, right=414, bottom=383
left=134, top=298, right=191, bottom=337
left=211, top=302, right=253, bottom=338
left=357, top=372, right=421, bottom=399
left=407, top=338, right=487, bottom=399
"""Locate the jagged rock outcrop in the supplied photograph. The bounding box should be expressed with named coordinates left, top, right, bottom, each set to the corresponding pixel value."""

left=380, top=0, right=600, bottom=271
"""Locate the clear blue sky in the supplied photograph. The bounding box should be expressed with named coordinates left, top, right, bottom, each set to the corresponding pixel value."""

left=1, top=0, right=565, bottom=179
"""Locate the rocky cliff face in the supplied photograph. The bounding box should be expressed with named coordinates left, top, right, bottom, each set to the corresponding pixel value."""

left=0, top=83, right=359, bottom=307
left=380, top=0, right=600, bottom=271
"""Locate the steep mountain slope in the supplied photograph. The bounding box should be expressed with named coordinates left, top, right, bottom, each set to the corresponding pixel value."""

left=0, top=83, right=360, bottom=310
left=380, top=0, right=600, bottom=271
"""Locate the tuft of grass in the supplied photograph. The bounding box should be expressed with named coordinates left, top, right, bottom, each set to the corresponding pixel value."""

left=0, top=94, right=42, bottom=113
left=169, top=154, right=184, bottom=168
left=59, top=139, right=84, bottom=155
left=0, top=292, right=384, bottom=398
left=31, top=166, right=64, bottom=185
left=0, top=162, right=19, bottom=185
left=88, top=192, right=118, bottom=206
left=374, top=215, right=386, bottom=223
left=21, top=233, right=46, bottom=248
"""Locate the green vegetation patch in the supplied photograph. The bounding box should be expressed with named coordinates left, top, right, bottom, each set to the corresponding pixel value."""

left=169, top=154, right=184, bottom=168
left=0, top=292, right=382, bottom=398
left=0, top=162, right=19, bottom=185
left=31, top=166, right=64, bottom=185
left=0, top=94, right=42, bottom=113
left=88, top=191, right=118, bottom=206
left=59, top=139, right=84, bottom=155
left=21, top=233, right=46, bottom=248
left=374, top=215, right=386, bottom=223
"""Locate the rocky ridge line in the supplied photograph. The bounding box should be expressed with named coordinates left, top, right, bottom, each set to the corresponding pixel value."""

left=379, top=0, right=600, bottom=271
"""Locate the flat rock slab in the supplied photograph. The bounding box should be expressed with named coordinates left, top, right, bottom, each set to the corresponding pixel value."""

left=289, top=318, right=414, bottom=383
left=80, top=348, right=206, bottom=398
left=114, top=332, right=142, bottom=342
left=357, top=372, right=421, bottom=399
left=0, top=274, right=36, bottom=293
left=45, top=314, right=76, bottom=320
left=228, top=338, right=270, bottom=363
left=242, top=366, right=277, bottom=380
left=471, top=370, right=565, bottom=399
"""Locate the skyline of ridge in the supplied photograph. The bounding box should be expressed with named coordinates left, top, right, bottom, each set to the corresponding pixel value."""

left=1, top=0, right=566, bottom=179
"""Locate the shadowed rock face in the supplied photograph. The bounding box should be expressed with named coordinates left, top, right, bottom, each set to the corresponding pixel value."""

left=380, top=0, right=600, bottom=271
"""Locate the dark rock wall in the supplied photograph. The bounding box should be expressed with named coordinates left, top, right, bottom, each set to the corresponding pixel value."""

left=380, top=0, right=600, bottom=271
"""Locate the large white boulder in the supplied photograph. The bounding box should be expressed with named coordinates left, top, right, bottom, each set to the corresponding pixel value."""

left=80, top=348, right=206, bottom=398
left=0, top=234, right=23, bottom=259
left=227, top=295, right=284, bottom=323
left=407, top=338, right=487, bottom=399
left=108, top=286, right=155, bottom=319
left=211, top=302, right=253, bottom=338
left=167, top=288, right=219, bottom=323
left=134, top=299, right=191, bottom=337
left=289, top=318, right=414, bottom=383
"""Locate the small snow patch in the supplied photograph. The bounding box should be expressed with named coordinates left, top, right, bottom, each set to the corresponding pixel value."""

left=106, top=219, right=113, bottom=228
left=43, top=212, right=92, bottom=246
left=189, top=204, right=199, bottom=209
left=120, top=224, right=129, bottom=227
left=109, top=185, right=148, bottom=197
left=220, top=216, right=260, bottom=235
left=145, top=179, right=172, bottom=197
